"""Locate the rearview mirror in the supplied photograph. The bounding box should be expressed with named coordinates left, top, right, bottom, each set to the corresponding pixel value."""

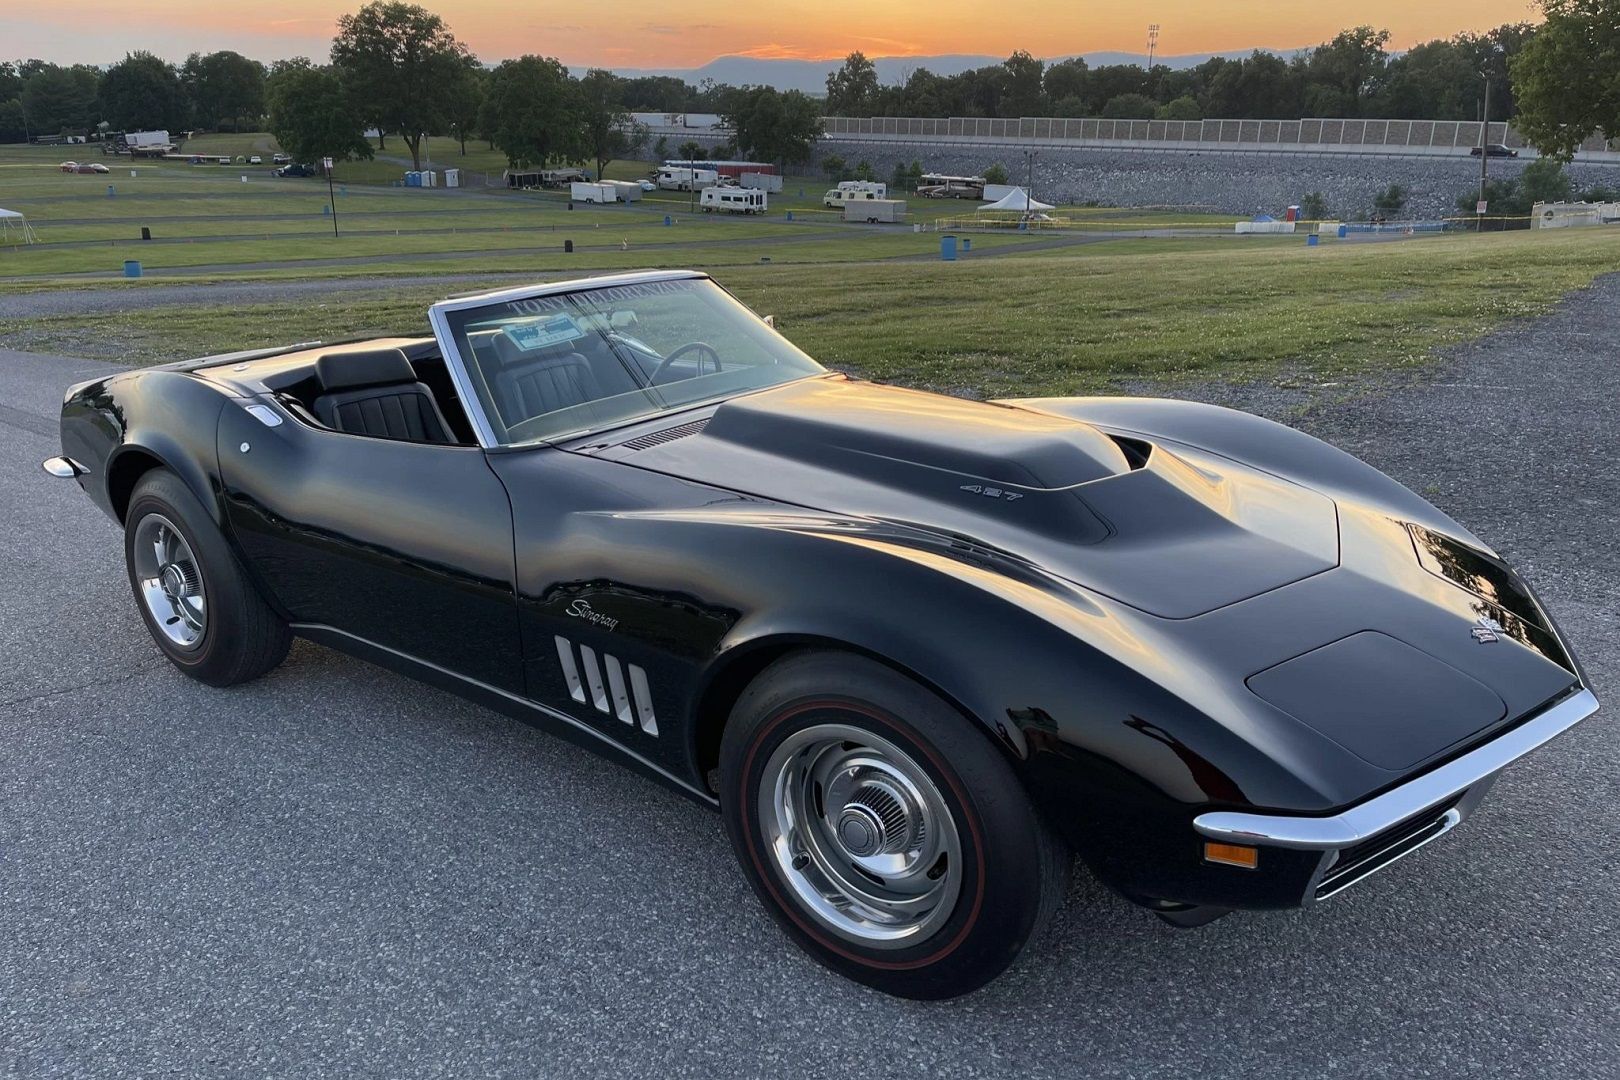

left=610, top=310, right=639, bottom=330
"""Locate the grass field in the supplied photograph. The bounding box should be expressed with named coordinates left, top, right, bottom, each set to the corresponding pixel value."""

left=5, top=230, right=1614, bottom=401
left=5, top=136, right=1616, bottom=401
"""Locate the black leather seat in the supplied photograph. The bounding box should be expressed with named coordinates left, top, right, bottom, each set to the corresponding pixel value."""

left=311, top=348, right=455, bottom=444
left=489, top=333, right=606, bottom=424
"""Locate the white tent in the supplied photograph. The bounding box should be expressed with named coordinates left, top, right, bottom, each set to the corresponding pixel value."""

left=0, top=208, right=38, bottom=244
left=979, top=188, right=1054, bottom=213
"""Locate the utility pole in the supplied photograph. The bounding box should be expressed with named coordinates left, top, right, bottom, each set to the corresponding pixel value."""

left=1147, top=25, right=1160, bottom=71
left=1477, top=72, right=1490, bottom=233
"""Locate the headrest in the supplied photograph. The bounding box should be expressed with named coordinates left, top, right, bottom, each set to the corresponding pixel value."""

left=315, top=348, right=416, bottom=391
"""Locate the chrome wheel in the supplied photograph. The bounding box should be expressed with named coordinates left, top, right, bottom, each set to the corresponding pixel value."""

left=759, top=722, right=963, bottom=948
left=131, top=513, right=206, bottom=650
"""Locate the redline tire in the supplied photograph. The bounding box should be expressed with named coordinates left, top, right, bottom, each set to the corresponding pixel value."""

left=719, top=650, right=1070, bottom=999
left=124, top=468, right=290, bottom=687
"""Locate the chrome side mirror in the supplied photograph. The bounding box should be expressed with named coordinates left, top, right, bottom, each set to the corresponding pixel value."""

left=763, top=314, right=777, bottom=329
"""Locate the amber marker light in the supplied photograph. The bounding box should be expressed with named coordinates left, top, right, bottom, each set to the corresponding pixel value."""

left=1204, top=842, right=1260, bottom=869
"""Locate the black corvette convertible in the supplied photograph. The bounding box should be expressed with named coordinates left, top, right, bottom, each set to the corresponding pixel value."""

left=45, top=270, right=1598, bottom=998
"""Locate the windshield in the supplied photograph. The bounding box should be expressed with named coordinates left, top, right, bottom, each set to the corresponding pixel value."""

left=439, top=276, right=824, bottom=445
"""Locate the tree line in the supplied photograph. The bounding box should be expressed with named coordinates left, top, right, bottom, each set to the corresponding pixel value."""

left=3, top=0, right=1614, bottom=168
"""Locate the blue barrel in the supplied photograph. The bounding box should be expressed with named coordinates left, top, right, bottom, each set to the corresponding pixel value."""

left=1307, top=234, right=1320, bottom=247
left=321, top=204, right=330, bottom=215
left=664, top=215, right=672, bottom=226
left=1337, top=224, right=1348, bottom=238
left=107, top=185, right=115, bottom=197
left=940, top=235, right=957, bottom=261
left=123, top=260, right=142, bottom=278
left=785, top=210, right=794, bottom=222
left=962, top=238, right=971, bottom=251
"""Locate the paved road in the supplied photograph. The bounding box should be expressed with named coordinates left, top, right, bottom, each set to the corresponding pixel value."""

left=2, top=278, right=1617, bottom=1078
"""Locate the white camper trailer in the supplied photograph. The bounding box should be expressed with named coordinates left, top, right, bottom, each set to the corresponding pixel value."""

left=700, top=187, right=767, bottom=214
left=657, top=166, right=719, bottom=191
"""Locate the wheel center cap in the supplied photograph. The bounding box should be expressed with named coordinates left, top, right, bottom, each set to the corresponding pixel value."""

left=160, top=563, right=186, bottom=599
left=835, top=805, right=883, bottom=858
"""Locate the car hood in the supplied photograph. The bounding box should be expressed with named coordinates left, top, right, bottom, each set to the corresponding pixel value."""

left=603, top=377, right=1339, bottom=618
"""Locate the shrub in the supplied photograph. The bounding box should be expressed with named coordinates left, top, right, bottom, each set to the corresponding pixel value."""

left=982, top=162, right=1009, bottom=185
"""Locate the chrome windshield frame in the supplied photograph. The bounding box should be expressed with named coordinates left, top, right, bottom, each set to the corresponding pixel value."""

left=426, top=270, right=714, bottom=450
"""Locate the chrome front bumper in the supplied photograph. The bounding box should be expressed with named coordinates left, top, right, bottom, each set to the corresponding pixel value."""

left=1194, top=687, right=1599, bottom=899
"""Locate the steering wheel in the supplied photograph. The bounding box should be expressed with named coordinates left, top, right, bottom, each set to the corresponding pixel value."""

left=650, top=341, right=722, bottom=385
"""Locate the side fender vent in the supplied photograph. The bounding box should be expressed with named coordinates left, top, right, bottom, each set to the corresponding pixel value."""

left=621, top=418, right=710, bottom=451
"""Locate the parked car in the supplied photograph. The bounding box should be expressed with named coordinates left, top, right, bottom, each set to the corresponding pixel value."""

left=637, top=179, right=656, bottom=192
left=271, top=153, right=290, bottom=165
left=1471, top=143, right=1519, bottom=158
left=71, top=162, right=109, bottom=174
left=274, top=163, right=317, bottom=177
left=248, top=155, right=262, bottom=165
left=43, top=269, right=1599, bottom=1000
left=58, top=161, right=77, bottom=172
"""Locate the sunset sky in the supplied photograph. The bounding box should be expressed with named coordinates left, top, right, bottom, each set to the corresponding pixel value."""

left=9, top=0, right=1542, bottom=69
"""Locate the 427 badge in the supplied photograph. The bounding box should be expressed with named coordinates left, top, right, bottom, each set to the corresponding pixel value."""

left=960, top=484, right=1023, bottom=502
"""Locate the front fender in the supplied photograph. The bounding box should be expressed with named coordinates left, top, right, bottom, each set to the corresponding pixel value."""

left=63, top=369, right=227, bottom=526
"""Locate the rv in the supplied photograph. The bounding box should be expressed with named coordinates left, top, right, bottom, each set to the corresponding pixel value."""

left=823, top=187, right=886, bottom=208
left=657, top=166, right=720, bottom=192
left=917, top=173, right=986, bottom=199
left=700, top=187, right=767, bottom=214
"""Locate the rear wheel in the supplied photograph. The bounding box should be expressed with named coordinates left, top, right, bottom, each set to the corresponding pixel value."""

left=720, top=650, right=1069, bottom=999
left=124, top=468, right=290, bottom=686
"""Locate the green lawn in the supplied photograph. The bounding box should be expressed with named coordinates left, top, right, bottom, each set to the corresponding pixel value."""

left=5, top=230, right=1612, bottom=401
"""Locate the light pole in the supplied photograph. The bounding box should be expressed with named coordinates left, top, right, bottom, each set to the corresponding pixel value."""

left=1477, top=45, right=1504, bottom=234
left=1477, top=71, right=1490, bottom=232
left=1023, top=149, right=1039, bottom=220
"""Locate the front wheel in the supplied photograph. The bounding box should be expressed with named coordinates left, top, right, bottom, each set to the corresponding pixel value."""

left=124, top=468, right=290, bottom=686
left=720, top=651, right=1070, bottom=999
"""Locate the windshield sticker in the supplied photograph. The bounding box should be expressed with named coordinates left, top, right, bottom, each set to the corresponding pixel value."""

left=502, top=315, right=585, bottom=351
left=498, top=277, right=696, bottom=317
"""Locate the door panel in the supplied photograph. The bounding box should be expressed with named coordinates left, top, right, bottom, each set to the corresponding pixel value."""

left=218, top=403, right=522, bottom=692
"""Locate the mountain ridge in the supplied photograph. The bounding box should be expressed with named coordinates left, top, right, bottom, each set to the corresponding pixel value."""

left=569, top=48, right=1308, bottom=93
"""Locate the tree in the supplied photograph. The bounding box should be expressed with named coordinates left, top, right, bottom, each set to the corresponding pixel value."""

left=182, top=51, right=266, bottom=131
left=444, top=57, right=484, bottom=155
left=1202, top=51, right=1305, bottom=118
left=853, top=160, right=875, bottom=181
left=999, top=51, right=1046, bottom=116
left=1372, top=183, right=1406, bottom=212
left=982, top=162, right=1009, bottom=185
left=677, top=139, right=702, bottom=162
left=1101, top=93, right=1157, bottom=119
left=725, top=86, right=822, bottom=167
left=1156, top=95, right=1202, bottom=120
left=1043, top=58, right=1089, bottom=113
left=330, top=1, right=472, bottom=170
left=265, top=64, right=374, bottom=165
left=1300, top=191, right=1330, bottom=219
left=98, top=52, right=185, bottom=131
left=19, top=64, right=100, bottom=134
left=1519, top=156, right=1573, bottom=202
left=1305, top=26, right=1391, bottom=116
left=821, top=154, right=847, bottom=181
left=653, top=135, right=669, bottom=161
left=482, top=55, right=581, bottom=168
left=578, top=68, right=632, bottom=179
left=1512, top=0, right=1620, bottom=159
left=826, top=51, right=879, bottom=116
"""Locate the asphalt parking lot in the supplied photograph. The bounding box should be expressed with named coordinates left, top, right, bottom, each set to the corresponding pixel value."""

left=2, top=278, right=1617, bottom=1079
